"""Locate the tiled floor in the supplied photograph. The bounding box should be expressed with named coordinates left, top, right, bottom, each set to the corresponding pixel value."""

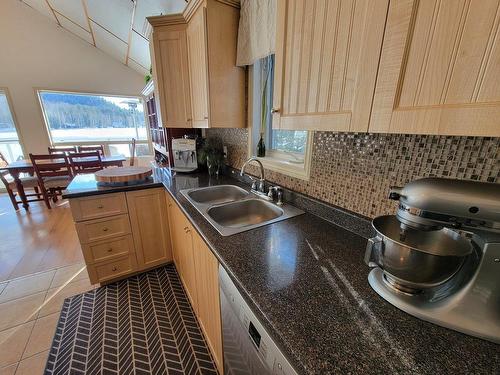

left=0, top=262, right=96, bottom=374
left=0, top=195, right=84, bottom=282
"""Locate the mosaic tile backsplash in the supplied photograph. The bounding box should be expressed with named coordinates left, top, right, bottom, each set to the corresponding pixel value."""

left=206, top=129, right=500, bottom=218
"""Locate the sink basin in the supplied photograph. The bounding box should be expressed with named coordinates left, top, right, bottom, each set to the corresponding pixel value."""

left=186, top=185, right=248, bottom=205
left=207, top=199, right=283, bottom=228
left=180, top=184, right=304, bottom=236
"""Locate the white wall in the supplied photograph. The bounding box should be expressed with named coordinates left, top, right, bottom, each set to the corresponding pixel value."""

left=0, top=0, right=145, bottom=155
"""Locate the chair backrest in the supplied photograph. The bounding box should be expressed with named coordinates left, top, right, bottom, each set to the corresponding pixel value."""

left=78, top=145, right=105, bottom=157
left=30, top=153, right=73, bottom=180
left=0, top=152, right=10, bottom=188
left=130, top=138, right=136, bottom=166
left=68, top=151, right=103, bottom=175
left=48, top=146, right=77, bottom=155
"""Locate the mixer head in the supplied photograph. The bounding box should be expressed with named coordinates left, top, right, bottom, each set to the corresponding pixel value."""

left=388, top=178, right=500, bottom=234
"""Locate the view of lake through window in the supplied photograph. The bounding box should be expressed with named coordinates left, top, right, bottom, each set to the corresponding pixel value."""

left=38, top=91, right=147, bottom=143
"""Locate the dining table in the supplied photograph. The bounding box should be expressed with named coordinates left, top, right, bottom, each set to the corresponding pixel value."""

left=2, top=155, right=125, bottom=209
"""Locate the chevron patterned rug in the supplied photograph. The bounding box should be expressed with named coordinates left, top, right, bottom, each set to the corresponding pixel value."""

left=44, top=264, right=218, bottom=375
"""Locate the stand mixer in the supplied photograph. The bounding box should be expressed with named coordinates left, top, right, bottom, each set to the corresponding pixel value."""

left=365, top=178, right=500, bottom=343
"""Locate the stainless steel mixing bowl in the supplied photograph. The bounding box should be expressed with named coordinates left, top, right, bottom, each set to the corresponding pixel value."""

left=365, top=215, right=473, bottom=289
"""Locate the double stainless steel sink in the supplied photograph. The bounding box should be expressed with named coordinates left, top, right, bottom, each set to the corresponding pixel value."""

left=180, top=185, right=304, bottom=236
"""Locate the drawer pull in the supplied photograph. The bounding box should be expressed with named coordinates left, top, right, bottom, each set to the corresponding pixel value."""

left=97, top=205, right=104, bottom=209
left=103, top=228, right=109, bottom=232
left=112, top=266, right=118, bottom=272
left=107, top=248, right=113, bottom=253
left=183, top=226, right=188, bottom=230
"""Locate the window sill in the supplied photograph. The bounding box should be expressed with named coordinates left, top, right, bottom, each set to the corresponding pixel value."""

left=254, top=154, right=310, bottom=181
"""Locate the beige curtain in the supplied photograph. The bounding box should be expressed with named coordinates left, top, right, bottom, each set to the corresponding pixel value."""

left=236, top=0, right=276, bottom=66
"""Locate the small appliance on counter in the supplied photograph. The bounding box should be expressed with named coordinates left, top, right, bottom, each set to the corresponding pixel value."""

left=365, top=178, right=500, bottom=343
left=171, top=138, right=198, bottom=173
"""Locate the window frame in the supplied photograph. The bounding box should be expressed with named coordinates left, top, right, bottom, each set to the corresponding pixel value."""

left=0, top=87, right=26, bottom=161
left=247, top=62, right=313, bottom=181
left=36, top=89, right=152, bottom=156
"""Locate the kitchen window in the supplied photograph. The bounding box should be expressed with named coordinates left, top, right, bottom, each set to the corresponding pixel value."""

left=0, top=88, right=24, bottom=162
left=249, top=56, right=312, bottom=180
left=37, top=90, right=151, bottom=157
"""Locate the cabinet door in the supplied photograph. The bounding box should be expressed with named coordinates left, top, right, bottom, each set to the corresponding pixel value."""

left=167, top=197, right=198, bottom=310
left=126, top=188, right=172, bottom=270
left=151, top=26, right=192, bottom=128
left=370, top=0, right=500, bottom=136
left=192, top=231, right=223, bottom=374
left=272, top=0, right=388, bottom=131
left=186, top=5, right=210, bottom=128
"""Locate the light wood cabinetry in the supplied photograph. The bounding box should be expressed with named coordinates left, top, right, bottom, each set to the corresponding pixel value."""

left=186, top=6, right=209, bottom=128
left=370, top=0, right=500, bottom=136
left=272, top=0, right=389, bottom=132
left=127, top=189, right=172, bottom=269
left=70, top=188, right=172, bottom=284
left=148, top=0, right=245, bottom=129
left=166, top=192, right=223, bottom=374
left=166, top=196, right=198, bottom=308
left=150, top=16, right=192, bottom=128
left=191, top=230, right=223, bottom=373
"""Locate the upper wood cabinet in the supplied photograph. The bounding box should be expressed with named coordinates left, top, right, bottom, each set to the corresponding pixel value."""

left=370, top=0, right=500, bottom=136
left=149, top=17, right=192, bottom=128
left=186, top=6, right=210, bottom=128
left=272, top=0, right=389, bottom=132
left=148, top=0, right=246, bottom=129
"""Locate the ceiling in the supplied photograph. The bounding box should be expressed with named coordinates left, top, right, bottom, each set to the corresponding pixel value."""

left=20, top=0, right=187, bottom=77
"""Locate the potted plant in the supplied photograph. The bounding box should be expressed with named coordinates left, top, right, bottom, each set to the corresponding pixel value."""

left=198, top=136, right=225, bottom=176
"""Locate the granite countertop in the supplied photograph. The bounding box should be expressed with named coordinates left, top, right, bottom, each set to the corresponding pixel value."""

left=62, top=172, right=164, bottom=198
left=64, top=167, right=500, bottom=374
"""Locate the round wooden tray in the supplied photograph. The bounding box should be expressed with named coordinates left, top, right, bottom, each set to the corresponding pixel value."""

left=95, top=166, right=152, bottom=184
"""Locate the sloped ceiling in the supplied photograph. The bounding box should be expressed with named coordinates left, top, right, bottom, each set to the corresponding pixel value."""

left=20, top=0, right=187, bottom=77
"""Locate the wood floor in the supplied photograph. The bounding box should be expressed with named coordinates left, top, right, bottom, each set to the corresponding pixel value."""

left=0, top=194, right=84, bottom=282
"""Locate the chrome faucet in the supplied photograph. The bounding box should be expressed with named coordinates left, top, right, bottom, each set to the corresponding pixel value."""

left=240, top=157, right=268, bottom=197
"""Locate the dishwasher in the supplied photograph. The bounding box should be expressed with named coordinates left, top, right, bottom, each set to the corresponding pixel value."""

left=219, top=265, right=298, bottom=375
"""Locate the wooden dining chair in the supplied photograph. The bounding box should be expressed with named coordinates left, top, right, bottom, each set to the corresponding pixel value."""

left=48, top=146, right=77, bottom=155
left=30, top=153, right=73, bottom=209
left=0, top=152, right=42, bottom=210
left=68, top=151, right=103, bottom=175
left=78, top=145, right=105, bottom=157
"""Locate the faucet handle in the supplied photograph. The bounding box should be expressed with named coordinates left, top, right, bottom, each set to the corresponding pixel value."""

left=268, top=186, right=284, bottom=205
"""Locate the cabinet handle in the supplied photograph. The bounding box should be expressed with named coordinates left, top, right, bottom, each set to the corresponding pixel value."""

left=271, top=108, right=280, bottom=114
left=112, top=266, right=118, bottom=272
left=107, top=248, right=113, bottom=253
left=204, top=116, right=208, bottom=120
left=183, top=226, right=188, bottom=230
left=103, top=228, right=108, bottom=232
left=186, top=118, right=192, bottom=122
left=185, top=228, right=191, bottom=233
left=97, top=205, right=104, bottom=209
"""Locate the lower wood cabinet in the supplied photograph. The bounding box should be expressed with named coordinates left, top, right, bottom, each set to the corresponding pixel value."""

left=127, top=188, right=172, bottom=269
left=166, top=192, right=223, bottom=374
left=70, top=188, right=172, bottom=284
left=167, top=195, right=198, bottom=309
left=191, top=230, right=223, bottom=373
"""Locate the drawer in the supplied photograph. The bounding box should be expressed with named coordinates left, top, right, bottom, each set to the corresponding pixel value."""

left=70, top=193, right=128, bottom=221
left=76, top=214, right=131, bottom=244
left=87, top=254, right=137, bottom=284
left=82, top=235, right=135, bottom=264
